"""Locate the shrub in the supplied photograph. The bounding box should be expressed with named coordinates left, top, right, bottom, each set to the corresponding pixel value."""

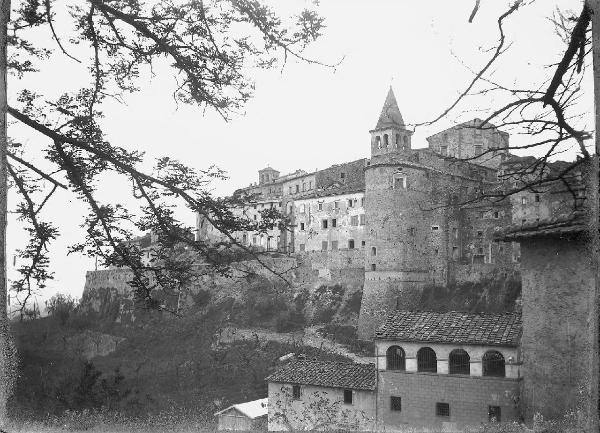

left=312, top=307, right=336, bottom=324
left=45, top=293, right=77, bottom=326
left=341, top=290, right=362, bottom=315
left=275, top=310, right=305, bottom=333
left=192, top=289, right=211, bottom=308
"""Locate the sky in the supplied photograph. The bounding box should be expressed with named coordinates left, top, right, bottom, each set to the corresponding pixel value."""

left=5, top=0, right=593, bottom=306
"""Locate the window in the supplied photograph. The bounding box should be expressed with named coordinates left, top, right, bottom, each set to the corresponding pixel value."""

left=351, top=215, right=359, bottom=226
left=488, top=406, right=501, bottom=423
left=403, top=135, right=408, bottom=146
left=302, top=183, right=306, bottom=191
left=332, top=218, right=337, bottom=228
left=371, top=264, right=376, bottom=271
left=376, top=136, right=381, bottom=148
left=431, top=225, right=439, bottom=231
left=535, top=194, right=540, bottom=203
left=395, top=134, right=400, bottom=145
left=391, top=396, right=402, bottom=412
left=452, top=228, right=458, bottom=239
left=292, top=385, right=301, bottom=400
left=440, top=145, right=448, bottom=156
left=318, top=202, right=323, bottom=211
left=383, top=134, right=389, bottom=147
left=299, top=244, right=305, bottom=252
left=288, top=186, right=292, bottom=194
left=331, top=241, right=338, bottom=250
left=483, top=351, right=506, bottom=377
left=360, top=197, right=365, bottom=207
left=295, top=185, right=300, bottom=194
left=474, top=145, right=482, bottom=156
left=321, top=241, right=328, bottom=251
left=309, top=181, right=313, bottom=190
left=253, top=215, right=257, bottom=221
left=493, top=211, right=499, bottom=219
left=359, top=214, right=366, bottom=225
left=371, top=247, right=377, bottom=256
left=386, top=346, right=406, bottom=370
left=477, top=230, right=484, bottom=238
left=408, top=227, right=416, bottom=236
left=300, top=204, right=306, bottom=213
left=521, top=196, right=527, bottom=205
left=300, top=222, right=305, bottom=231
left=449, top=349, right=470, bottom=375
left=322, top=219, right=328, bottom=229
left=393, top=174, right=407, bottom=189
left=341, top=172, right=346, bottom=179
left=343, top=389, right=353, bottom=405
left=361, top=240, right=366, bottom=247
left=348, top=239, right=355, bottom=249
left=334, top=201, right=340, bottom=209
left=347, top=199, right=353, bottom=207
left=436, top=402, right=450, bottom=417
left=253, top=236, right=257, bottom=245
left=417, top=347, right=437, bottom=373
left=242, top=233, right=247, bottom=244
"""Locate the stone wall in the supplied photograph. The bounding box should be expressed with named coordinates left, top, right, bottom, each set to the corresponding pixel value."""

left=519, top=235, right=593, bottom=421
left=377, top=371, right=521, bottom=430
left=267, top=382, right=376, bottom=431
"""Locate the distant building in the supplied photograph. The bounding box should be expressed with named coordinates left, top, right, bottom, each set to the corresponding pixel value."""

left=266, top=360, right=376, bottom=431
left=375, top=310, right=522, bottom=430
left=214, top=398, right=268, bottom=431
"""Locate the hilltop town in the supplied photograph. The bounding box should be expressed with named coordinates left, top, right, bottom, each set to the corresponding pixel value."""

left=71, top=88, right=592, bottom=430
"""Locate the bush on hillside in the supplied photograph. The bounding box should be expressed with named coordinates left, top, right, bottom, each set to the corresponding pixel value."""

left=45, top=293, right=78, bottom=326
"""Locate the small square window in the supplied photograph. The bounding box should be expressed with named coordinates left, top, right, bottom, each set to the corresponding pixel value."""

left=436, top=402, right=450, bottom=417
left=361, top=240, right=366, bottom=247
left=493, top=211, right=499, bottom=219
left=292, top=385, right=301, bottom=400
left=332, top=218, right=337, bottom=228
left=343, top=389, right=353, bottom=404
left=488, top=406, right=501, bottom=422
left=391, top=396, right=402, bottom=411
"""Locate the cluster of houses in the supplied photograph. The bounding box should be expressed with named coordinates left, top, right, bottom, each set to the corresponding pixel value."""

left=215, top=201, right=594, bottom=431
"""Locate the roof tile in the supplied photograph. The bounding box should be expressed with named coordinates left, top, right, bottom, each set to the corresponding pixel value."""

left=375, top=310, right=521, bottom=347
left=266, top=360, right=376, bottom=390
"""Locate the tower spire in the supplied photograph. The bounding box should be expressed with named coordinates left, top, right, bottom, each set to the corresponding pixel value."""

left=375, top=87, right=405, bottom=130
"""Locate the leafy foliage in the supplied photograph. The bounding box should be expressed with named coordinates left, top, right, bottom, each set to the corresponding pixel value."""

left=5, top=0, right=330, bottom=313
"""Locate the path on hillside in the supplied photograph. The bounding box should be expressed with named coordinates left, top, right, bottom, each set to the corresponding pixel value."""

left=217, top=326, right=375, bottom=364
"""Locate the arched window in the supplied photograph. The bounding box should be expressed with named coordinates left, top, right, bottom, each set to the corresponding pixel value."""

left=403, top=136, right=408, bottom=145
left=417, top=347, right=437, bottom=373
left=383, top=134, right=389, bottom=147
left=482, top=351, right=505, bottom=377
left=386, top=346, right=406, bottom=370
left=375, top=136, right=381, bottom=148
left=449, top=349, right=470, bottom=375
left=395, top=134, right=400, bottom=145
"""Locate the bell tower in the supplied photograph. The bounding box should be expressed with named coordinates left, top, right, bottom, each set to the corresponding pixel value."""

left=370, top=87, right=413, bottom=157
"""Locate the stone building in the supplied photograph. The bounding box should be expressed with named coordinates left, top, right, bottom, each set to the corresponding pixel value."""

left=500, top=212, right=591, bottom=422
left=374, top=310, right=522, bottom=430
left=266, top=360, right=376, bottom=431
left=195, top=87, right=551, bottom=339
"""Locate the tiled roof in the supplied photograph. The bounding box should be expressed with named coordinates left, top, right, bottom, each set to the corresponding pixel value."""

left=375, top=310, right=522, bottom=347
left=497, top=211, right=587, bottom=240
left=266, top=360, right=376, bottom=391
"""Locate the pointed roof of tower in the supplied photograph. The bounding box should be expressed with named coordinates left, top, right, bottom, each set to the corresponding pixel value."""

left=375, top=87, right=405, bottom=130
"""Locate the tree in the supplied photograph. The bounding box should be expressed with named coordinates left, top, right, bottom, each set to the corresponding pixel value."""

left=0, top=0, right=333, bottom=424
